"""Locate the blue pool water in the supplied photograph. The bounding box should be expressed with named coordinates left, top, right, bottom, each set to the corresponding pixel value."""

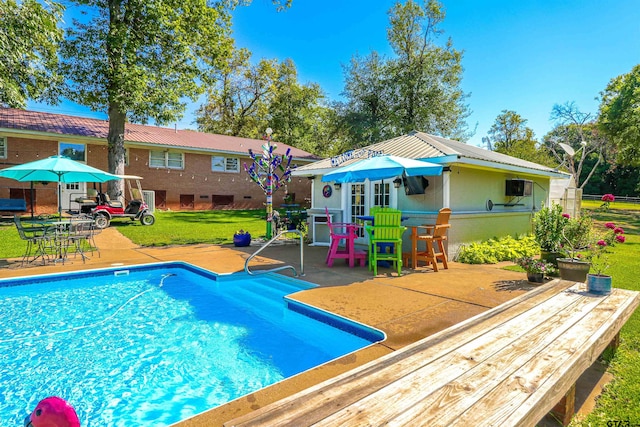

left=0, top=262, right=384, bottom=426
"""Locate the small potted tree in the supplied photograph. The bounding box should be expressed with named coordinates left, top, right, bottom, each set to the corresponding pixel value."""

left=557, top=213, right=593, bottom=282
left=532, top=204, right=568, bottom=266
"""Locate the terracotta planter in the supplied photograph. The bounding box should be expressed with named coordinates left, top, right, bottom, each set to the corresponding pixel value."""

left=527, top=272, right=544, bottom=283
left=587, top=274, right=612, bottom=295
left=557, top=258, right=591, bottom=283
left=233, top=233, right=251, bottom=247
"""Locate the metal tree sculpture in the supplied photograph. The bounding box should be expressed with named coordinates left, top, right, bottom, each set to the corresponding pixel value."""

left=244, top=128, right=292, bottom=239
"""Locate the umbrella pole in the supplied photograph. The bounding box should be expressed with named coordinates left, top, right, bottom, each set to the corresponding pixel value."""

left=58, top=181, right=62, bottom=219
left=30, top=181, right=34, bottom=220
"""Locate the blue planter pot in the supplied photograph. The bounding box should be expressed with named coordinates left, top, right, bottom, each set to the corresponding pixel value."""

left=233, top=233, right=251, bottom=247
left=587, top=274, right=612, bottom=295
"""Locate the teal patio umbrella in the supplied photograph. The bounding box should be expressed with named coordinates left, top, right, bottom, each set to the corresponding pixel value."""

left=0, top=155, right=119, bottom=216
left=322, top=154, right=443, bottom=183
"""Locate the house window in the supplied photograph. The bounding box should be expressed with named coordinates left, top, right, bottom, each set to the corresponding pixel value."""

left=167, top=152, right=183, bottom=169
left=211, top=156, right=240, bottom=173
left=0, top=137, right=6, bottom=159
left=59, top=142, right=86, bottom=162
left=149, top=150, right=184, bottom=169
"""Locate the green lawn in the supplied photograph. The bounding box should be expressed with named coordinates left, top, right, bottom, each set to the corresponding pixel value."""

left=110, top=209, right=270, bottom=246
left=0, top=209, right=270, bottom=259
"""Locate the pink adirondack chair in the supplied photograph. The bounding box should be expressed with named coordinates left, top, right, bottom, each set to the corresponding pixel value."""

left=325, top=207, right=367, bottom=268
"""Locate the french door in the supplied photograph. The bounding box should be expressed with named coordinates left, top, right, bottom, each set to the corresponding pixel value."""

left=347, top=180, right=394, bottom=242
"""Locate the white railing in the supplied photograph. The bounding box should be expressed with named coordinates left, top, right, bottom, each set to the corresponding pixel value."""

left=244, top=229, right=304, bottom=277
left=583, top=194, right=640, bottom=204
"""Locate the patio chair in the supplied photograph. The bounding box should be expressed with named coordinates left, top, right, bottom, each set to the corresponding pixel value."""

left=410, top=208, right=451, bottom=271
left=369, top=206, right=399, bottom=217
left=67, top=216, right=99, bottom=262
left=365, top=211, right=406, bottom=276
left=14, top=215, right=54, bottom=265
left=325, top=207, right=366, bottom=268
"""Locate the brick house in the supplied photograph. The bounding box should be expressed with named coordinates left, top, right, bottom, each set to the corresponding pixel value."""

left=0, top=108, right=318, bottom=214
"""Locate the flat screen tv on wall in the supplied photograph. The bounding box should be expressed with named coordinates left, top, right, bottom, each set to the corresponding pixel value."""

left=505, top=179, right=532, bottom=197
left=403, top=176, right=429, bottom=195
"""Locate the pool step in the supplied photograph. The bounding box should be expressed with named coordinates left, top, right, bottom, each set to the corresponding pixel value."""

left=222, top=279, right=302, bottom=302
left=218, top=283, right=289, bottom=317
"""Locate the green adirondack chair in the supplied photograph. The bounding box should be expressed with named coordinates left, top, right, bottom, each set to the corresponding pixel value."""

left=365, top=210, right=406, bottom=276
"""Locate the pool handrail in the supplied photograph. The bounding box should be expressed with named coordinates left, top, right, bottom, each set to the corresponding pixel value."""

left=244, top=229, right=304, bottom=277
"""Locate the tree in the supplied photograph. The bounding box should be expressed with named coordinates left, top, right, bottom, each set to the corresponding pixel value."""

left=341, top=52, right=393, bottom=146
left=385, top=0, right=470, bottom=139
left=542, top=102, right=607, bottom=189
left=59, top=0, right=288, bottom=199
left=340, top=0, right=470, bottom=145
left=487, top=110, right=531, bottom=152
left=485, top=110, right=554, bottom=166
left=197, top=54, right=328, bottom=153
left=0, top=0, right=64, bottom=108
left=196, top=49, right=277, bottom=138
left=268, top=60, right=325, bottom=152
left=598, top=64, right=640, bottom=166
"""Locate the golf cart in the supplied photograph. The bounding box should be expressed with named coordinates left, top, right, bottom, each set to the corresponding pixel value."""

left=92, top=175, right=155, bottom=229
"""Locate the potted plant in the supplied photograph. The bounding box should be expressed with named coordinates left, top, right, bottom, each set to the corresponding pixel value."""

left=557, top=213, right=594, bottom=282
left=585, top=221, right=626, bottom=294
left=532, top=204, right=568, bottom=266
left=233, top=229, right=252, bottom=247
left=515, top=256, right=557, bottom=283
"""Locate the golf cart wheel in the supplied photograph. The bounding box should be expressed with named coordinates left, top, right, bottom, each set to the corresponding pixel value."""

left=141, top=213, right=155, bottom=226
left=94, top=213, right=110, bottom=229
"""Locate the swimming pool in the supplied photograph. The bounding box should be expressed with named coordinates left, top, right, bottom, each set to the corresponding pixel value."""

left=0, top=262, right=384, bottom=426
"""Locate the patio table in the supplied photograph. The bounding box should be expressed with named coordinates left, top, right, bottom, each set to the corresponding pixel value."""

left=24, top=218, right=95, bottom=264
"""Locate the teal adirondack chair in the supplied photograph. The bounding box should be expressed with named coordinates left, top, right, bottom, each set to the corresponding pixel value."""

left=365, top=210, right=406, bottom=276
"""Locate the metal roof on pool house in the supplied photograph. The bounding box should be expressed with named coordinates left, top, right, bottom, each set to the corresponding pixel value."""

left=294, top=130, right=568, bottom=178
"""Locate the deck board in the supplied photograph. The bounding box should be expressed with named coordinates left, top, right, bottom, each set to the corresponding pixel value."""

left=226, top=280, right=639, bottom=427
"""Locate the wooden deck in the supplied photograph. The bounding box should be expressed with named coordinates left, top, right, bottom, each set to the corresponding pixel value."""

left=225, top=280, right=639, bottom=427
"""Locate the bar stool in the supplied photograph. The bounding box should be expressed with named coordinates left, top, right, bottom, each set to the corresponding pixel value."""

left=325, top=207, right=367, bottom=268
left=410, top=208, right=451, bottom=271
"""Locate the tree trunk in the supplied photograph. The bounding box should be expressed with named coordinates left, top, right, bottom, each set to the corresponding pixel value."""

left=107, top=101, right=126, bottom=201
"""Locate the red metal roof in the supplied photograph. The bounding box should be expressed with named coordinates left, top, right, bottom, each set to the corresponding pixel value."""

left=0, top=107, right=318, bottom=160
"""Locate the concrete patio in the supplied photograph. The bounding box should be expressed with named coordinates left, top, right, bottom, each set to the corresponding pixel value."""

left=0, top=228, right=610, bottom=426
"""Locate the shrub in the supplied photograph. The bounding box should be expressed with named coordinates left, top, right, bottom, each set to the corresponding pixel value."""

left=456, top=234, right=539, bottom=264
left=560, top=212, right=594, bottom=259
left=532, top=203, right=569, bottom=252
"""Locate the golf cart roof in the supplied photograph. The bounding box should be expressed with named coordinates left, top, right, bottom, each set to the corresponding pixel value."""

left=116, top=175, right=144, bottom=180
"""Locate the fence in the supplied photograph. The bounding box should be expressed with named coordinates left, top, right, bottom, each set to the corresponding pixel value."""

left=583, top=194, right=640, bottom=204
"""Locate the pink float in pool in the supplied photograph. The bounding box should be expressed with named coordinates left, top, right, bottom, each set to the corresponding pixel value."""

left=25, top=396, right=80, bottom=427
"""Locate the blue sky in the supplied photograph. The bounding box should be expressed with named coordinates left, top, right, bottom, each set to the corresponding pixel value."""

left=29, top=0, right=639, bottom=148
